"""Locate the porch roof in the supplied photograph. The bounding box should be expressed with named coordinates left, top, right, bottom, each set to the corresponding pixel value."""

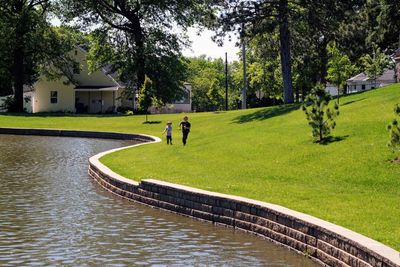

left=74, top=86, right=119, bottom=92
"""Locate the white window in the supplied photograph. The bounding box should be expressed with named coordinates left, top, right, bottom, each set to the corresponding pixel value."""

left=50, top=91, right=58, bottom=104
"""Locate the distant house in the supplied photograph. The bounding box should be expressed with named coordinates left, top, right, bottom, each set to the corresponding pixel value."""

left=346, top=69, right=396, bottom=94
left=325, top=82, right=339, bottom=96
left=24, top=47, right=192, bottom=114
left=148, top=83, right=192, bottom=114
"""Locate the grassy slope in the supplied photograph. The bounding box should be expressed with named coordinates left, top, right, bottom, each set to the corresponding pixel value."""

left=0, top=85, right=399, bottom=250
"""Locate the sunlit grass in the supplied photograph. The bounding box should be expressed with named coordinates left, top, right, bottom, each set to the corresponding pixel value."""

left=1, top=84, right=399, bottom=250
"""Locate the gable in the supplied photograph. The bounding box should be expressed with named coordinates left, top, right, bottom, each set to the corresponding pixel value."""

left=72, top=47, right=120, bottom=88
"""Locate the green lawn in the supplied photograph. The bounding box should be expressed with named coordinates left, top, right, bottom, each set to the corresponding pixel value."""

left=1, top=84, right=399, bottom=251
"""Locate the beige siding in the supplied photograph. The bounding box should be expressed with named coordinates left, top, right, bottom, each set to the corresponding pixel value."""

left=73, top=48, right=116, bottom=87
left=76, top=91, right=115, bottom=113
left=32, top=78, right=75, bottom=113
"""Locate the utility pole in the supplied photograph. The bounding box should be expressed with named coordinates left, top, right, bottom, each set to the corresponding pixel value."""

left=241, top=23, right=247, bottom=109
left=225, top=52, right=228, bottom=111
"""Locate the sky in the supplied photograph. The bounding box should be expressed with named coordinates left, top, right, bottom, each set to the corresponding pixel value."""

left=51, top=17, right=240, bottom=62
left=183, top=28, right=240, bottom=62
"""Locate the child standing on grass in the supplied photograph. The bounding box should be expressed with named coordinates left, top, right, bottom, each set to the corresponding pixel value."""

left=179, top=116, right=191, bottom=146
left=163, top=121, right=173, bottom=145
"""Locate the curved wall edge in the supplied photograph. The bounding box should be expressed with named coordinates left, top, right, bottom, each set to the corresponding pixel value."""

left=1, top=127, right=398, bottom=267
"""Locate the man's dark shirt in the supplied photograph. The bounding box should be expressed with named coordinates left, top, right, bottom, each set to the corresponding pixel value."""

left=180, top=121, right=191, bottom=133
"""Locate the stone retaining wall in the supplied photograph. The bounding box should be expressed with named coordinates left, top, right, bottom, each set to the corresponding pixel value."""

left=1, top=127, right=398, bottom=267
left=88, top=135, right=400, bottom=267
left=0, top=127, right=154, bottom=142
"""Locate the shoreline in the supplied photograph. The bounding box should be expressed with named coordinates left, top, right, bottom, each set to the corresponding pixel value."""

left=1, top=127, right=399, bottom=267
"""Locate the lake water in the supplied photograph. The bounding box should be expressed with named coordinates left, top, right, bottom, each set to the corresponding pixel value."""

left=0, top=134, right=318, bottom=266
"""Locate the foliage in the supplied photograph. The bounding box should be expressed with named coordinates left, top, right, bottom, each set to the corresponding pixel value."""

left=371, top=0, right=400, bottom=51
left=2, top=84, right=399, bottom=250
left=138, top=75, right=154, bottom=122
left=387, top=104, right=400, bottom=158
left=302, top=84, right=339, bottom=143
left=0, top=96, right=16, bottom=111
left=187, top=56, right=238, bottom=112
left=361, top=45, right=392, bottom=88
left=326, top=41, right=355, bottom=98
left=214, top=0, right=295, bottom=104
left=0, top=19, right=13, bottom=97
left=59, top=0, right=212, bottom=105
left=0, top=1, right=82, bottom=112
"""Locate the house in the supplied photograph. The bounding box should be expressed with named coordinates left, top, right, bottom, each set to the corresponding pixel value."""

left=346, top=69, right=396, bottom=93
left=325, top=82, right=339, bottom=96
left=149, top=83, right=192, bottom=114
left=24, top=47, right=192, bottom=114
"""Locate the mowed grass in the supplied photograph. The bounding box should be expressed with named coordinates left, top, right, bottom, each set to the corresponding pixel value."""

left=1, top=84, right=399, bottom=250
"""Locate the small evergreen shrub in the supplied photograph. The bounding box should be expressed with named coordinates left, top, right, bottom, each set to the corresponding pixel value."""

left=387, top=104, right=400, bottom=160
left=302, top=84, right=339, bottom=143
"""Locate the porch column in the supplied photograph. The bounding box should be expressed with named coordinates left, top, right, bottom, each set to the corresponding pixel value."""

left=113, top=91, right=116, bottom=112
left=101, top=91, right=103, bottom=113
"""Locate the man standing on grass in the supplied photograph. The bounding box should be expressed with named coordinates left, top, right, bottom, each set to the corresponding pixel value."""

left=179, top=116, right=191, bottom=146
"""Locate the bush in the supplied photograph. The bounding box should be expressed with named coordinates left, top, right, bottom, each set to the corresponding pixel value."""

left=1, top=96, right=16, bottom=112
left=387, top=104, right=400, bottom=159
left=301, top=84, right=339, bottom=143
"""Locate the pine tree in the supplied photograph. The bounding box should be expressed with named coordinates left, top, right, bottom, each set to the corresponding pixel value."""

left=302, top=84, right=339, bottom=143
left=387, top=104, right=400, bottom=161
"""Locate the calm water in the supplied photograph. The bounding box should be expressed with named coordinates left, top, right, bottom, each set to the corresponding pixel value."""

left=0, top=135, right=318, bottom=266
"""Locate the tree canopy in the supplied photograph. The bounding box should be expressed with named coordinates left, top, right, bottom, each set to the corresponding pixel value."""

left=0, top=0, right=82, bottom=111
left=59, top=0, right=214, bottom=105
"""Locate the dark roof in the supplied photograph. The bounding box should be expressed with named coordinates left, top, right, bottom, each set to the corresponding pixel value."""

left=396, top=48, right=400, bottom=57
left=75, top=86, right=115, bottom=89
left=347, top=69, right=395, bottom=82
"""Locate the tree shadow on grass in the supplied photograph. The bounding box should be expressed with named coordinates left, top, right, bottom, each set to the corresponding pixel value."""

left=341, top=98, right=366, bottom=106
left=142, top=121, right=161, bottom=124
left=232, top=103, right=300, bottom=124
left=319, top=135, right=349, bottom=145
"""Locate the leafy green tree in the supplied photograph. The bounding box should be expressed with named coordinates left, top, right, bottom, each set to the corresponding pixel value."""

left=301, top=84, right=340, bottom=143
left=216, top=0, right=294, bottom=104
left=361, top=45, right=392, bottom=88
left=187, top=56, right=237, bottom=111
left=206, top=80, right=225, bottom=111
left=138, top=75, right=154, bottom=122
left=326, top=41, right=355, bottom=102
left=370, top=0, right=400, bottom=52
left=0, top=1, right=81, bottom=111
left=0, top=0, right=51, bottom=111
left=60, top=0, right=212, bottom=106
left=387, top=104, right=400, bottom=160
left=0, top=19, right=13, bottom=96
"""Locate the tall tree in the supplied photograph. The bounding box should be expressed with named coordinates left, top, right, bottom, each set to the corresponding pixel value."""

left=0, top=1, right=80, bottom=111
left=60, top=0, right=213, bottom=106
left=216, top=0, right=294, bottom=104
left=361, top=45, right=391, bottom=88
left=372, top=0, right=400, bottom=52
left=187, top=56, right=233, bottom=111
left=326, top=41, right=355, bottom=102
left=0, top=0, right=50, bottom=111
left=0, top=18, right=13, bottom=96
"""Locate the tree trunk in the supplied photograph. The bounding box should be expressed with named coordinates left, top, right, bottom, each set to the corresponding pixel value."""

left=318, top=40, right=329, bottom=84
left=11, top=2, right=26, bottom=112
left=278, top=0, right=294, bottom=104
left=131, top=15, right=145, bottom=95
left=12, top=36, right=25, bottom=112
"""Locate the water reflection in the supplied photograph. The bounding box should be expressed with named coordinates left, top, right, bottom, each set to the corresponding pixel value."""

left=0, top=135, right=318, bottom=266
